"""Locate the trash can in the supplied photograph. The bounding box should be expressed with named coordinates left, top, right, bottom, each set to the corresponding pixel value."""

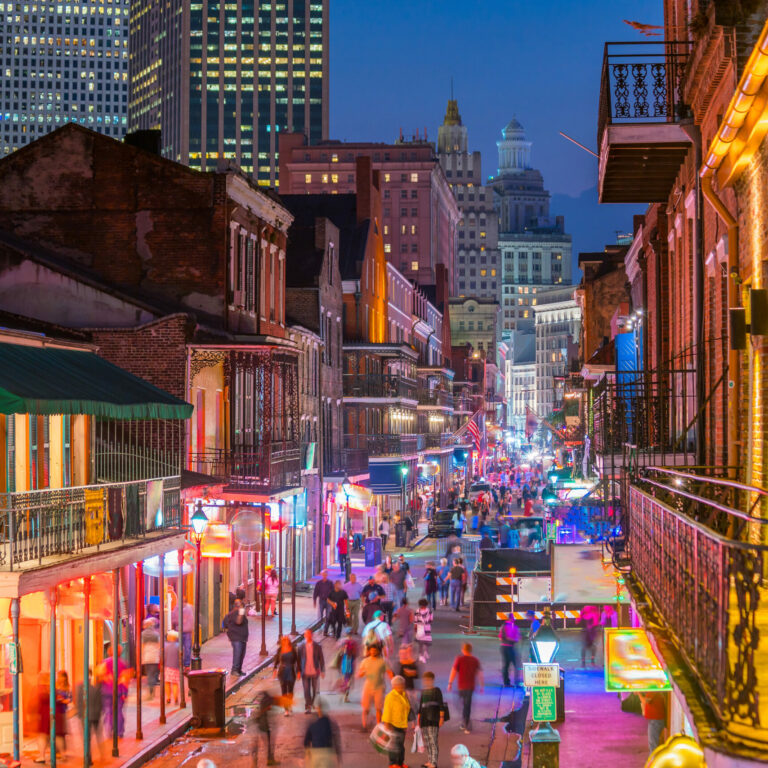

left=395, top=521, right=407, bottom=548
left=556, top=668, right=565, bottom=722
left=186, top=669, right=227, bottom=730
left=365, top=536, right=382, bottom=567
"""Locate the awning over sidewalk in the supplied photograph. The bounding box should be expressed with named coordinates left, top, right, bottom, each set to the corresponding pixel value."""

left=369, top=461, right=404, bottom=494
left=0, top=342, right=193, bottom=419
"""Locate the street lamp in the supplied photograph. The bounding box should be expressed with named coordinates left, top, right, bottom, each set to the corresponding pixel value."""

left=341, top=473, right=352, bottom=581
left=400, top=464, right=409, bottom=526
left=189, top=501, right=208, bottom=671
left=530, top=609, right=560, bottom=664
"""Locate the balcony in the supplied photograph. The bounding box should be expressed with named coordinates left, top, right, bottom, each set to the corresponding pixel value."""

left=343, top=433, right=425, bottom=458
left=343, top=374, right=417, bottom=401
left=598, top=42, right=692, bottom=203
left=188, top=445, right=301, bottom=494
left=424, top=433, right=455, bottom=450
left=0, top=475, right=182, bottom=572
left=417, top=389, right=454, bottom=409
left=323, top=448, right=370, bottom=477
left=626, top=470, right=768, bottom=748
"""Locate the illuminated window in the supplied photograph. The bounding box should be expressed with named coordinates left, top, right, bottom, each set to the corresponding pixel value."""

left=524, top=310, right=529, bottom=318
left=384, top=173, right=391, bottom=182
left=480, top=269, right=487, bottom=277
left=480, top=231, right=486, bottom=238
left=384, top=243, right=391, bottom=253
left=410, top=173, right=418, bottom=183
left=331, top=153, right=338, bottom=163
left=410, top=224, right=417, bottom=235
left=383, top=225, right=389, bottom=235
left=491, top=269, right=496, bottom=276
left=400, top=224, right=407, bottom=234
left=322, top=173, right=328, bottom=183
left=304, top=173, right=311, bottom=183
left=411, top=261, right=419, bottom=271
left=331, top=174, right=339, bottom=183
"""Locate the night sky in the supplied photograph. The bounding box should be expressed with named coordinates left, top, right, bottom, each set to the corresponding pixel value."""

left=330, top=0, right=664, bottom=275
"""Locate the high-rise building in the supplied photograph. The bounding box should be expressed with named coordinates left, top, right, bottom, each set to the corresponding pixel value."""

left=490, top=118, right=572, bottom=337
left=0, top=0, right=129, bottom=156
left=129, top=0, right=328, bottom=186
left=437, top=99, right=500, bottom=303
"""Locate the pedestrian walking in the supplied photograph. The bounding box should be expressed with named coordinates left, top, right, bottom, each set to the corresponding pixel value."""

left=423, top=562, right=438, bottom=611
left=397, top=642, right=420, bottom=711
left=639, top=692, right=667, bottom=753
left=297, top=629, right=325, bottom=713
left=437, top=558, right=450, bottom=606
left=479, top=532, right=495, bottom=550
left=450, top=558, right=466, bottom=611
left=304, top=697, right=342, bottom=768
left=313, top=571, right=334, bottom=629
left=361, top=575, right=385, bottom=624
left=141, top=618, right=161, bottom=700
left=343, top=572, right=362, bottom=634
left=380, top=574, right=396, bottom=625
left=357, top=644, right=391, bottom=730
left=404, top=515, right=414, bottom=548
left=390, top=561, right=407, bottom=608
left=452, top=509, right=464, bottom=537
left=100, top=641, right=130, bottom=738
left=172, top=600, right=194, bottom=668
left=381, top=676, right=411, bottom=768
left=447, top=643, right=484, bottom=734
left=417, top=671, right=446, bottom=768
left=263, top=566, right=279, bottom=617
left=577, top=605, right=600, bottom=666
left=394, top=597, right=414, bottom=645
left=163, top=630, right=181, bottom=704
left=249, top=690, right=280, bottom=766
left=223, top=598, right=249, bottom=676
left=499, top=615, right=521, bottom=687
left=336, top=534, right=348, bottom=575
left=55, top=670, right=72, bottom=759
left=325, top=580, right=349, bottom=640
left=379, top=518, right=390, bottom=550
left=362, top=610, right=393, bottom=658
left=336, top=634, right=358, bottom=702
left=272, top=635, right=299, bottom=716
left=76, top=667, right=105, bottom=764
left=414, top=598, right=433, bottom=663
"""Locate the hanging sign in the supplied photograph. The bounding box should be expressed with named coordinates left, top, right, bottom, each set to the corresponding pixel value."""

left=604, top=628, right=671, bottom=692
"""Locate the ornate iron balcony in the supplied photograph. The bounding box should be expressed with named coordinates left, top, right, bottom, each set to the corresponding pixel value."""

left=189, top=445, right=301, bottom=492
left=342, top=433, right=425, bottom=457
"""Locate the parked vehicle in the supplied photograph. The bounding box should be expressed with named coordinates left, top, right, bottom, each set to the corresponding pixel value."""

left=428, top=510, right=456, bottom=538
left=468, top=480, right=492, bottom=502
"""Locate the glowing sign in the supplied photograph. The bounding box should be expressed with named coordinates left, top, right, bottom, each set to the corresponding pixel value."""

left=604, top=628, right=671, bottom=692
left=201, top=523, right=233, bottom=558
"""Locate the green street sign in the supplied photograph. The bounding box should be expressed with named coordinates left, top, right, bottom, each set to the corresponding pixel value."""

left=8, top=642, right=17, bottom=675
left=531, top=685, right=557, bottom=722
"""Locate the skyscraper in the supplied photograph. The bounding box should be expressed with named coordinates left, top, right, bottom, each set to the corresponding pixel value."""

left=437, top=99, right=500, bottom=303
left=489, top=118, right=572, bottom=337
left=0, top=0, right=129, bottom=156
left=129, top=0, right=328, bottom=186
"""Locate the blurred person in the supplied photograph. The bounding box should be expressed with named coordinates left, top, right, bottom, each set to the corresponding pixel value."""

left=272, top=635, right=299, bottom=716
left=343, top=572, right=362, bottom=634
left=450, top=558, right=466, bottom=612
left=498, top=615, right=521, bottom=687
left=223, top=598, right=249, bottom=676
left=101, top=641, right=130, bottom=738
left=393, top=597, right=414, bottom=646
left=33, top=673, right=51, bottom=764
left=397, top=643, right=419, bottom=711
left=313, top=571, right=333, bottom=629
left=263, top=566, right=279, bottom=618
left=450, top=744, right=485, bottom=768
left=423, top=562, right=438, bottom=611
left=379, top=517, right=390, bottom=550
left=380, top=574, right=396, bottom=625
left=639, top=692, right=667, bottom=753
left=390, top=562, right=407, bottom=609
left=336, top=533, right=348, bottom=576
left=447, top=643, right=484, bottom=734
left=76, top=667, right=105, bottom=764
left=362, top=610, right=393, bottom=658
left=381, top=676, right=411, bottom=768
left=437, top=558, right=450, bottom=606
left=303, top=697, right=342, bottom=768
left=249, top=689, right=281, bottom=766
left=297, top=629, right=325, bottom=713
left=141, top=617, right=161, bottom=700
left=325, top=580, right=349, bottom=640
left=577, top=605, right=600, bottom=666
left=55, top=670, right=72, bottom=759
left=336, top=634, right=358, bottom=703
left=417, top=671, right=446, bottom=768
left=164, top=630, right=181, bottom=704
left=172, top=600, right=194, bottom=668
left=414, top=598, right=433, bottom=663
left=356, top=644, right=391, bottom=730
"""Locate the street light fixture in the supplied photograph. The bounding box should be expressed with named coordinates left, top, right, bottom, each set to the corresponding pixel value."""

left=189, top=501, right=208, bottom=671
left=531, top=609, right=560, bottom=664
left=400, top=464, right=409, bottom=524
left=341, top=473, right=353, bottom=581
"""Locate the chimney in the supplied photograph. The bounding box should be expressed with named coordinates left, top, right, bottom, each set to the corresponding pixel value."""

left=123, top=130, right=162, bottom=156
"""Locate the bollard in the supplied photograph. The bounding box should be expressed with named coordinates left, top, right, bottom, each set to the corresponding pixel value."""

left=529, top=721, right=560, bottom=768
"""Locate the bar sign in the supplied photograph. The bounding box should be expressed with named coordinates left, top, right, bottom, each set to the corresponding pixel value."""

left=531, top=686, right=557, bottom=722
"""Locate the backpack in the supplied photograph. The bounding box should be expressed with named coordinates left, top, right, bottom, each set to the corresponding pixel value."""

left=341, top=652, right=353, bottom=676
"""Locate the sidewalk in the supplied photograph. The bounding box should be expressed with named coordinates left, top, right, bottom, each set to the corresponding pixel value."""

left=18, top=591, right=320, bottom=768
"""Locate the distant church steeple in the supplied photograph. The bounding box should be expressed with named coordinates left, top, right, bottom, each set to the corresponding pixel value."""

left=438, top=95, right=467, bottom=154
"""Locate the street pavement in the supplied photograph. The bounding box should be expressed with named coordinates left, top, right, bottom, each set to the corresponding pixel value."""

left=139, top=537, right=650, bottom=768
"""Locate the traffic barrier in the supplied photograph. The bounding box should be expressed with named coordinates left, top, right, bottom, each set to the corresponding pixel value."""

left=495, top=609, right=582, bottom=621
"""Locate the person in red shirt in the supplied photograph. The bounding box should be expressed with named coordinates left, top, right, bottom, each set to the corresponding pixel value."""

left=447, top=643, right=484, bottom=733
left=336, top=534, right=348, bottom=575
left=639, top=692, right=667, bottom=753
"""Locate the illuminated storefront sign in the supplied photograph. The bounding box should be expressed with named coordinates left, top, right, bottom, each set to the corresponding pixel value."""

left=604, top=628, right=671, bottom=692
left=201, top=523, right=233, bottom=558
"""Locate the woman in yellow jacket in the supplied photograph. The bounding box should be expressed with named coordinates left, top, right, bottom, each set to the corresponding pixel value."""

left=382, top=675, right=411, bottom=768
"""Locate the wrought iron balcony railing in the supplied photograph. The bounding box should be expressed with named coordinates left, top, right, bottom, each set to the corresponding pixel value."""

left=189, top=445, right=301, bottom=492
left=0, top=475, right=182, bottom=570
left=343, top=374, right=417, bottom=400
left=598, top=41, right=692, bottom=146
left=417, top=389, right=454, bottom=409
left=323, top=448, right=370, bottom=476
left=343, top=433, right=425, bottom=457
left=425, top=433, right=455, bottom=449
left=627, top=469, right=768, bottom=744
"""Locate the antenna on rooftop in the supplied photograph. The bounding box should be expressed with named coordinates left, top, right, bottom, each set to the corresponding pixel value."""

left=450, top=77, right=454, bottom=100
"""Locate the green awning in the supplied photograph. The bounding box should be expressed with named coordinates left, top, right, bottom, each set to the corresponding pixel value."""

left=0, top=342, right=193, bottom=420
